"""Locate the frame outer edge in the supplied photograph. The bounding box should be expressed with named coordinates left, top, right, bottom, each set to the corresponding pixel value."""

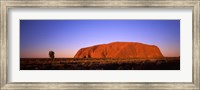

left=1, top=0, right=197, bottom=7
left=0, top=0, right=1, bottom=89
left=1, top=0, right=3, bottom=89
left=1, top=0, right=7, bottom=90
left=1, top=0, right=200, bottom=90
left=193, top=0, right=200, bottom=89
left=198, top=1, right=200, bottom=89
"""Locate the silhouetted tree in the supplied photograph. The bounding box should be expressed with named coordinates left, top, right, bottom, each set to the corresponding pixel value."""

left=49, top=51, right=55, bottom=60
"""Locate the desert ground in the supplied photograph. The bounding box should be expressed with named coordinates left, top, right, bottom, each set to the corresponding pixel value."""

left=20, top=57, right=180, bottom=70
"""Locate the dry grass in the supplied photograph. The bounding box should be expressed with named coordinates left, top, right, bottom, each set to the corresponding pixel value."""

left=20, top=58, right=180, bottom=70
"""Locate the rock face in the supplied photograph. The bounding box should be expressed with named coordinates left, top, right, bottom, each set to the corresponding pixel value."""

left=74, top=42, right=164, bottom=59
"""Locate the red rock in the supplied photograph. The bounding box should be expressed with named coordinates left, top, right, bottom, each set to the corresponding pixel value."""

left=74, top=42, right=164, bottom=59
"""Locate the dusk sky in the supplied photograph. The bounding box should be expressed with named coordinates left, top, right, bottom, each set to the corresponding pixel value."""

left=20, top=20, right=180, bottom=58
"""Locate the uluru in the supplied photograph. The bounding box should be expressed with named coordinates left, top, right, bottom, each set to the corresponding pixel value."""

left=74, top=42, right=164, bottom=59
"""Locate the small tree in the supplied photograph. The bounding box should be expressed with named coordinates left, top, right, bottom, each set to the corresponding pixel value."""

left=49, top=51, right=55, bottom=60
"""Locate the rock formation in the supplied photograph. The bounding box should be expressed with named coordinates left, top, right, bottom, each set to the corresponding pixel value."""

left=74, top=42, right=164, bottom=59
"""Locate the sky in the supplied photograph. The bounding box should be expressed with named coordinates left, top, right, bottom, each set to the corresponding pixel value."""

left=20, top=20, right=180, bottom=58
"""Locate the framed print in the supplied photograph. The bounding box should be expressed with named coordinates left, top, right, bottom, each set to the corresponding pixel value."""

left=0, top=0, right=200, bottom=90
left=19, top=20, right=180, bottom=70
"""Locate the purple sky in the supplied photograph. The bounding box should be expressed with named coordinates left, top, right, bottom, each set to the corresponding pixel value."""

left=20, top=20, right=180, bottom=58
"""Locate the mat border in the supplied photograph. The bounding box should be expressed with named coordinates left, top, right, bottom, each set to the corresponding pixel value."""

left=1, top=0, right=199, bottom=90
